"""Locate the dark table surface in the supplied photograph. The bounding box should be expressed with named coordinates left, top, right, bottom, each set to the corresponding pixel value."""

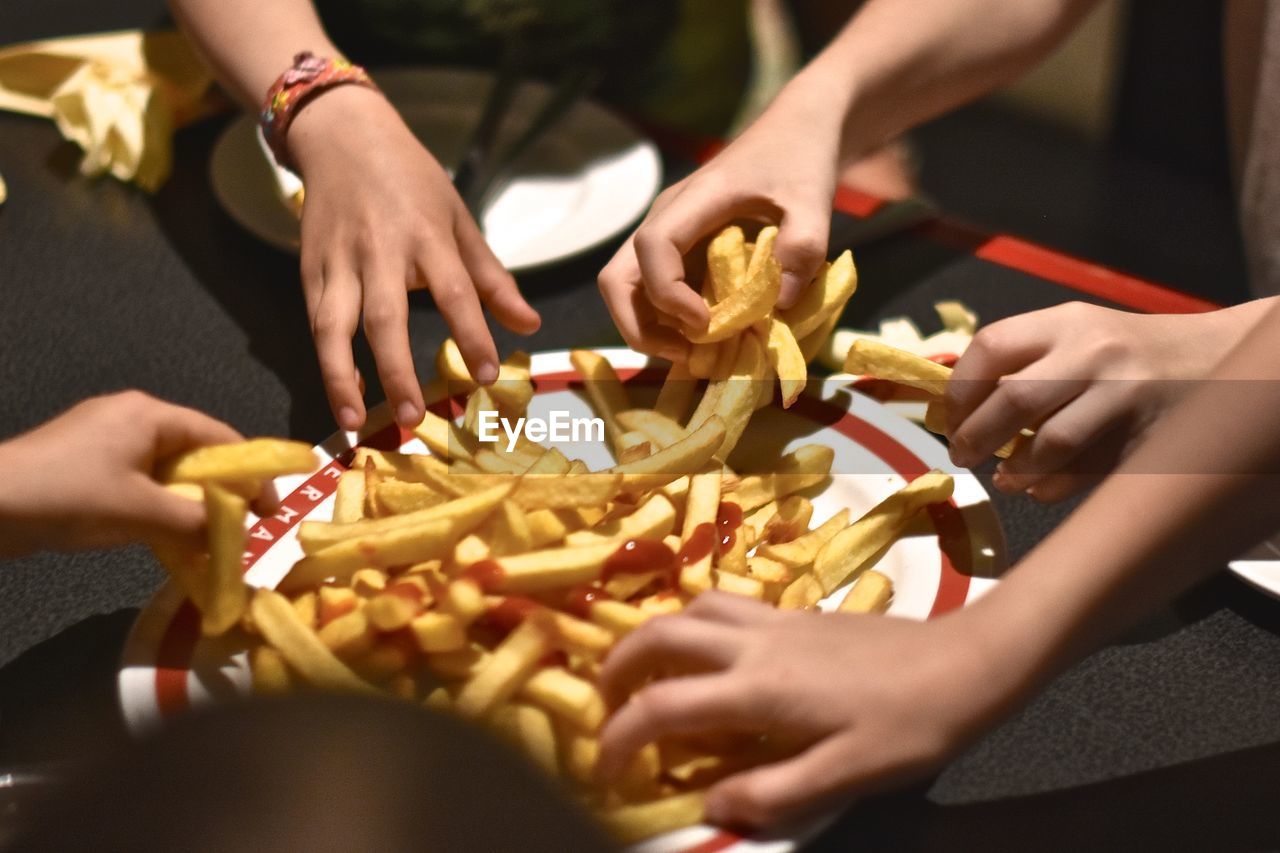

left=3, top=2, right=1280, bottom=850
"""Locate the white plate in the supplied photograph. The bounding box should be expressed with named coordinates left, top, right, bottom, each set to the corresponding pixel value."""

left=1230, top=537, right=1280, bottom=600
left=210, top=68, right=663, bottom=271
left=119, top=348, right=1006, bottom=852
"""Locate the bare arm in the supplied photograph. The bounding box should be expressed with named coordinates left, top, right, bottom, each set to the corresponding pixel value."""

left=167, top=0, right=540, bottom=434
left=168, top=0, right=339, bottom=111
left=599, top=0, right=1103, bottom=357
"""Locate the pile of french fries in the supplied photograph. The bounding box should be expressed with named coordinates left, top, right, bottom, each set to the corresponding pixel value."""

left=155, top=227, right=963, bottom=844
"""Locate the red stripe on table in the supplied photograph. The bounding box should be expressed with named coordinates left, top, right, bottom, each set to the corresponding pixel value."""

left=833, top=185, right=886, bottom=218
left=975, top=235, right=1220, bottom=313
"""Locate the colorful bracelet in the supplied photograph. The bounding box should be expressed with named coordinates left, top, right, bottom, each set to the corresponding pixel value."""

left=260, top=52, right=379, bottom=170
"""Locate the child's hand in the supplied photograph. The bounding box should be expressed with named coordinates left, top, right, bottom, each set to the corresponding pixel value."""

left=596, top=593, right=1002, bottom=829
left=288, top=86, right=541, bottom=431
left=945, top=302, right=1247, bottom=501
left=597, top=81, right=843, bottom=360
left=0, top=391, right=275, bottom=558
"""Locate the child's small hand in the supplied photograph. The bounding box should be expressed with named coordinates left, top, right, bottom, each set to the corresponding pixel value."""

left=0, top=391, right=275, bottom=558
left=288, top=86, right=541, bottom=431
left=945, top=302, right=1245, bottom=501
left=596, top=593, right=1001, bottom=829
left=597, top=80, right=842, bottom=360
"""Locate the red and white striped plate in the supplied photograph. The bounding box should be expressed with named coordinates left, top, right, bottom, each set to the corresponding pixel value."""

left=119, top=348, right=1006, bottom=852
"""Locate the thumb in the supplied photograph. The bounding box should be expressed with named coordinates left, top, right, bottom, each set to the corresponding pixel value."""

left=772, top=208, right=829, bottom=310
left=129, top=481, right=208, bottom=546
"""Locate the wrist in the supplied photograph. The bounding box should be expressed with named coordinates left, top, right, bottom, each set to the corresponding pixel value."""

left=284, top=84, right=398, bottom=178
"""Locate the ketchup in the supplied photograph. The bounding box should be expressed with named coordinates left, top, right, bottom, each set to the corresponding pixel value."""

left=565, top=586, right=614, bottom=619
left=461, top=560, right=505, bottom=593
left=483, top=596, right=541, bottom=633
left=603, top=538, right=676, bottom=577
left=677, top=524, right=716, bottom=565
left=716, top=502, right=743, bottom=551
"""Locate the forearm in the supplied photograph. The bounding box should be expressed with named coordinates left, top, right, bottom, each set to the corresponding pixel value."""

left=167, top=0, right=339, bottom=110
left=776, top=0, right=1101, bottom=165
left=967, top=301, right=1280, bottom=705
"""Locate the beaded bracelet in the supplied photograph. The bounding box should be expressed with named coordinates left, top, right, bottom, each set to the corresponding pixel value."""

left=260, top=52, right=379, bottom=170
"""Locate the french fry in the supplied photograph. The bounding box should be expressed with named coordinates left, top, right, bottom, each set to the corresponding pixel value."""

left=611, top=417, right=726, bottom=493
left=163, top=438, right=317, bottom=484
left=764, top=316, right=807, bottom=408
left=454, top=618, right=551, bottom=718
left=373, top=480, right=448, bottom=515
left=616, top=432, right=652, bottom=463
left=520, top=666, right=607, bottom=733
left=616, top=409, right=686, bottom=451
left=811, top=470, right=954, bottom=595
left=757, top=509, right=850, bottom=567
left=843, top=338, right=951, bottom=396
left=296, top=483, right=513, bottom=555
left=249, top=645, right=293, bottom=694
left=332, top=470, right=366, bottom=523
left=571, top=349, right=629, bottom=452
left=250, top=589, right=379, bottom=694
left=652, top=360, right=698, bottom=424
left=483, top=540, right=627, bottom=593
left=710, top=330, right=765, bottom=460
left=565, top=493, right=676, bottom=547
left=733, top=444, right=835, bottom=512
left=714, top=570, right=763, bottom=599
left=412, top=408, right=479, bottom=461
left=762, top=496, right=814, bottom=544
left=410, top=611, right=468, bottom=652
left=706, top=224, right=746, bottom=301
left=686, top=342, right=719, bottom=379
left=201, top=483, right=249, bottom=636
left=838, top=569, right=893, bottom=614
left=779, top=250, right=857, bottom=340
left=684, top=227, right=780, bottom=343
left=492, top=703, right=559, bottom=775
left=679, top=465, right=721, bottom=594
left=600, top=791, right=707, bottom=844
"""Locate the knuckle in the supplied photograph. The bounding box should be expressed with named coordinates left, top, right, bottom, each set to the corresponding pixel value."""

left=998, top=380, right=1039, bottom=417
left=1034, top=424, right=1075, bottom=457
left=433, top=278, right=469, bottom=304
left=782, top=229, right=826, bottom=263
left=970, top=323, right=1008, bottom=357
left=363, top=300, right=406, bottom=332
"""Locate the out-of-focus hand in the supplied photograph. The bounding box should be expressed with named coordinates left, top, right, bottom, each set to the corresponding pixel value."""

left=0, top=391, right=274, bottom=558
left=597, top=81, right=843, bottom=360
left=288, top=86, right=541, bottom=431
left=945, top=302, right=1249, bottom=501
left=596, top=593, right=1005, bottom=829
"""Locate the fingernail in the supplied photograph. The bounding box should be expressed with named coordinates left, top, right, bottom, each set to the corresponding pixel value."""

left=338, top=407, right=360, bottom=431
left=475, top=361, right=499, bottom=385
left=777, top=272, right=804, bottom=308
left=396, top=401, right=420, bottom=427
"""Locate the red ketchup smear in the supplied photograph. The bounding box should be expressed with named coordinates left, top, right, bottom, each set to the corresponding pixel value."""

left=565, top=586, right=614, bottom=619
left=461, top=560, right=506, bottom=593
left=677, top=524, right=716, bottom=566
left=603, top=539, right=678, bottom=587
left=717, top=502, right=743, bottom=551
left=483, top=596, right=541, bottom=633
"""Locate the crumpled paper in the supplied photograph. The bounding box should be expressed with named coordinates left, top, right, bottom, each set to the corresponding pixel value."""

left=0, top=30, right=217, bottom=194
